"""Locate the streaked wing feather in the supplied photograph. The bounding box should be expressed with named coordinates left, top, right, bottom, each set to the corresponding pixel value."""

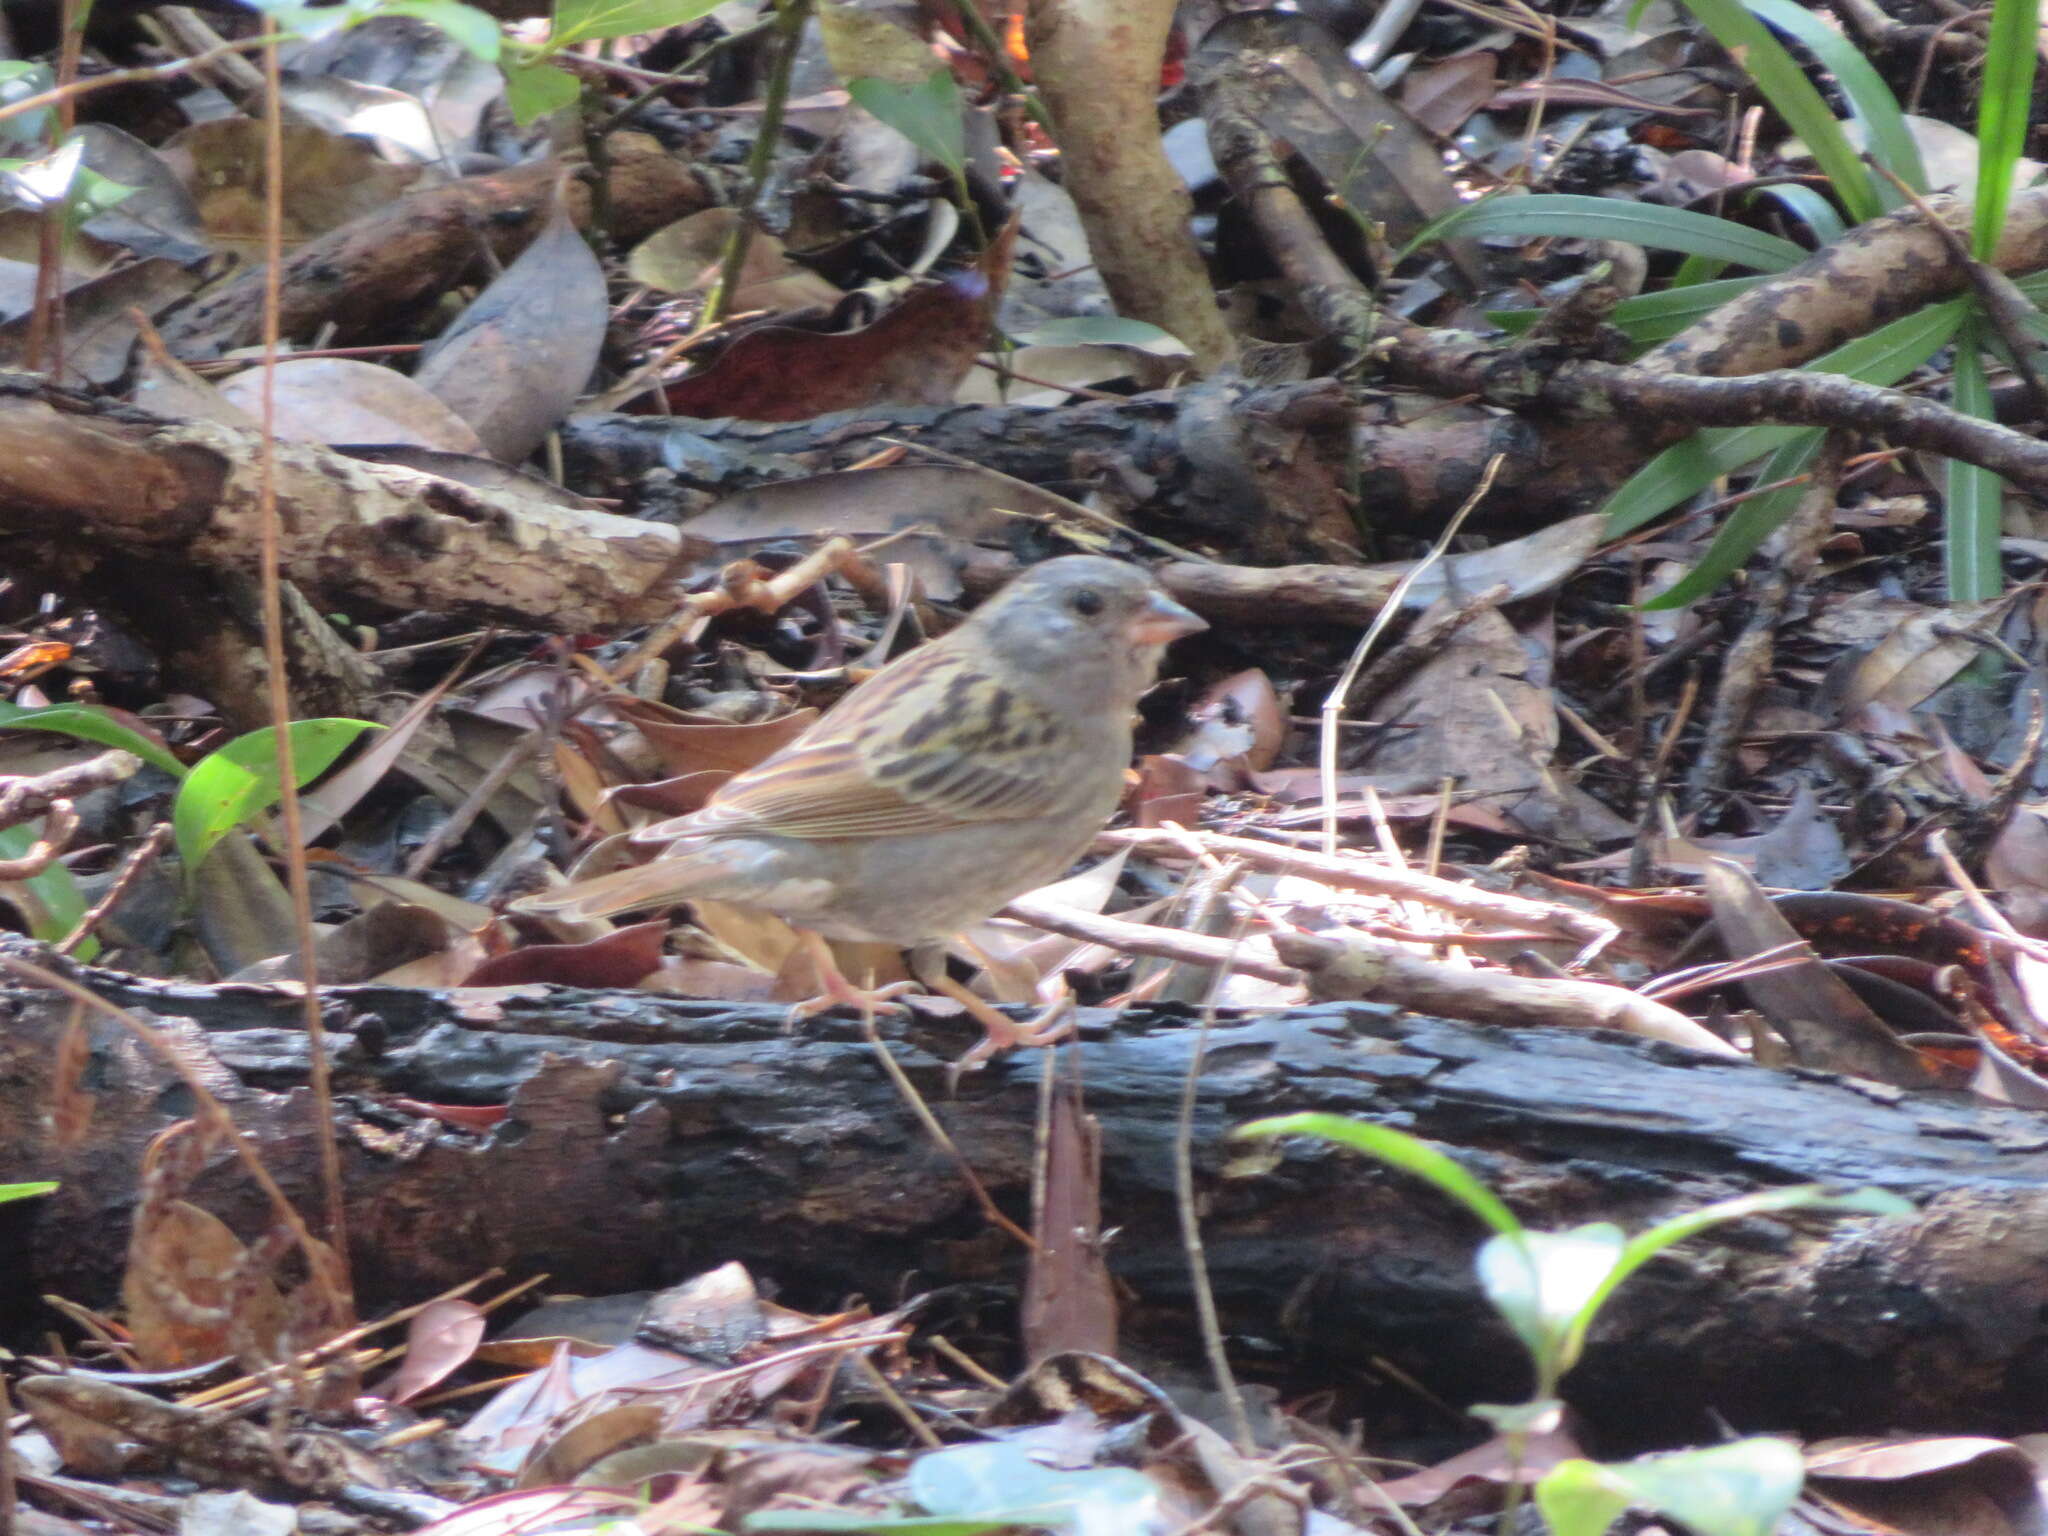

left=684, top=643, right=1074, bottom=841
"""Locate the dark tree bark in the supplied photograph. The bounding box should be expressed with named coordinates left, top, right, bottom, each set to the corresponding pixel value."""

left=6, top=940, right=2048, bottom=1450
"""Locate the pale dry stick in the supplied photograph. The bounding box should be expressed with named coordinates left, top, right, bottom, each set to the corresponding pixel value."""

left=929, top=1334, right=1006, bottom=1388
left=148, top=6, right=268, bottom=103
left=1319, top=454, right=1503, bottom=857
left=0, top=951, right=347, bottom=1319
left=852, top=1353, right=944, bottom=1450
left=1271, top=929, right=1739, bottom=1054
left=178, top=1269, right=529, bottom=1411
left=604, top=535, right=861, bottom=686
left=858, top=1013, right=1039, bottom=1252
left=59, top=821, right=172, bottom=955
left=1174, top=911, right=1260, bottom=1457
left=1000, top=897, right=1301, bottom=984
left=250, top=19, right=347, bottom=1289
left=0, top=36, right=269, bottom=130
left=1927, top=830, right=2048, bottom=971
left=1095, top=828, right=1619, bottom=959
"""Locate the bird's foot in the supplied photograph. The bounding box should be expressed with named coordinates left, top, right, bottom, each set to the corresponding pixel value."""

left=783, top=976, right=918, bottom=1030
left=930, top=976, right=1077, bottom=1083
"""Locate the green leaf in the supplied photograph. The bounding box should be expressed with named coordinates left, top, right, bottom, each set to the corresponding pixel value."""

left=554, top=0, right=724, bottom=45
left=1747, top=181, right=1845, bottom=243
left=1667, top=0, right=1882, bottom=222
left=0, top=1180, right=58, bottom=1203
left=1410, top=193, right=1807, bottom=271
left=0, top=701, right=185, bottom=777
left=1972, top=0, right=2041, bottom=257
left=1642, top=430, right=1823, bottom=610
left=911, top=1445, right=1156, bottom=1524
left=1744, top=0, right=1927, bottom=198
left=1670, top=253, right=1731, bottom=286
left=1488, top=276, right=1765, bottom=347
left=173, top=719, right=380, bottom=876
left=1534, top=1459, right=1634, bottom=1536
left=1561, top=1187, right=1912, bottom=1367
left=1235, top=1113, right=1525, bottom=1239
left=1945, top=314, right=2004, bottom=601
left=1602, top=297, right=1967, bottom=537
left=1477, top=1225, right=1625, bottom=1374
left=501, top=57, right=583, bottom=122
left=1587, top=1438, right=1808, bottom=1536
left=384, top=0, right=502, bottom=58
left=0, top=817, right=93, bottom=955
left=846, top=71, right=966, bottom=176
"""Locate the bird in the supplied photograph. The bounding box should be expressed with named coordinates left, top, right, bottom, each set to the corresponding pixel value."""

left=514, top=554, right=1207, bottom=1064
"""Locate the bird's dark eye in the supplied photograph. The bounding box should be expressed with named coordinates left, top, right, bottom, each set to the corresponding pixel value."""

left=1071, top=588, right=1104, bottom=617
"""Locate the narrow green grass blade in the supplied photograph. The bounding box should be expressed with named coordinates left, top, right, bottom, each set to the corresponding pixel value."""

left=1745, top=0, right=1927, bottom=198
left=1641, top=432, right=1821, bottom=608
left=1487, top=275, right=1767, bottom=346
left=1603, top=297, right=1966, bottom=536
left=1418, top=194, right=1807, bottom=271
left=1972, top=0, right=2042, bottom=257
left=1945, top=314, right=2004, bottom=600
left=1671, top=0, right=1883, bottom=223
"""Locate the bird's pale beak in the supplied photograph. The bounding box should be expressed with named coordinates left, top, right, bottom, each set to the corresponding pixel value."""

left=1127, top=590, right=1208, bottom=647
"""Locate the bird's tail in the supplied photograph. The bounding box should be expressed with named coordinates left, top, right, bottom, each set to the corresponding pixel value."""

left=511, top=859, right=704, bottom=921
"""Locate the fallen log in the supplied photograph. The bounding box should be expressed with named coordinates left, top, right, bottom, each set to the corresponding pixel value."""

left=3, top=939, right=2046, bottom=1450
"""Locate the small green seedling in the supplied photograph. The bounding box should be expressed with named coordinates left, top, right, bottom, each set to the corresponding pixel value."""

left=1235, top=1111, right=1912, bottom=1535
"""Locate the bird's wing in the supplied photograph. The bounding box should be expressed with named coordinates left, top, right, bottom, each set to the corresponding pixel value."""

left=660, top=641, right=1083, bottom=842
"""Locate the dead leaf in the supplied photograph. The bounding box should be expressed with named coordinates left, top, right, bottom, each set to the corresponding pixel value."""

left=464, top=919, right=669, bottom=988
left=658, top=215, right=1018, bottom=420
left=413, top=198, right=607, bottom=462
left=374, top=1299, right=487, bottom=1405
left=215, top=358, right=487, bottom=452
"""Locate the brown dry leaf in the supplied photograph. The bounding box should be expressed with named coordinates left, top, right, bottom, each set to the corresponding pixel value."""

left=232, top=902, right=454, bottom=985
left=1400, top=51, right=1500, bottom=138
left=1363, top=601, right=1631, bottom=844
left=517, top=1403, right=665, bottom=1490
left=659, top=214, right=1018, bottom=420
left=610, top=699, right=822, bottom=780
left=1840, top=595, right=2015, bottom=716
left=374, top=1298, right=487, bottom=1406
left=123, top=1200, right=289, bottom=1369
left=1807, top=1435, right=2046, bottom=1536
left=160, top=119, right=427, bottom=254
left=413, top=198, right=607, bottom=462
left=640, top=957, right=780, bottom=1000
left=464, top=919, right=669, bottom=988
left=1022, top=1075, right=1115, bottom=1363
left=51, top=1004, right=92, bottom=1149
left=214, top=359, right=486, bottom=451
left=1192, top=11, right=1483, bottom=283
left=1172, top=668, right=1287, bottom=778
left=628, top=207, right=840, bottom=311
left=1133, top=754, right=1205, bottom=827
left=0, top=258, right=200, bottom=386
left=1703, top=859, right=1935, bottom=1085
left=608, top=769, right=733, bottom=827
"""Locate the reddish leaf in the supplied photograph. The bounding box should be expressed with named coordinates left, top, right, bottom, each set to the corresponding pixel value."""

left=468, top=919, right=669, bottom=988
left=657, top=216, right=1018, bottom=421
left=374, top=1299, right=488, bottom=1405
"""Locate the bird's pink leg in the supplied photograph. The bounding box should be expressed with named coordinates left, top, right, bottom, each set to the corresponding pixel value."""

left=786, top=931, right=917, bottom=1025
left=928, top=973, right=1077, bottom=1075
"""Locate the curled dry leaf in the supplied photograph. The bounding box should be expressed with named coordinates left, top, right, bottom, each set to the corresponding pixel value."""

left=658, top=214, right=1018, bottom=421
left=462, top=918, right=669, bottom=988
